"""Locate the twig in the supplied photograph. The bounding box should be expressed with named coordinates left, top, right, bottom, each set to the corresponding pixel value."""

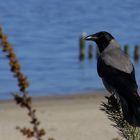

left=0, top=26, right=52, bottom=140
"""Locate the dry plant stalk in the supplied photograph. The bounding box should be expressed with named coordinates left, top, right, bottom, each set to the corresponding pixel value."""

left=0, top=27, right=54, bottom=140
left=101, top=94, right=140, bottom=140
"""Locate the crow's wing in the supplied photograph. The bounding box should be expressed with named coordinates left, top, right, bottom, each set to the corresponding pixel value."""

left=97, top=55, right=138, bottom=97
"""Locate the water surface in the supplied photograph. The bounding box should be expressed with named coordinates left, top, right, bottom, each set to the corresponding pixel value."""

left=0, top=0, right=140, bottom=99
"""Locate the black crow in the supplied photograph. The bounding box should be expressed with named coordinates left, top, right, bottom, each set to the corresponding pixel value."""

left=85, top=31, right=140, bottom=127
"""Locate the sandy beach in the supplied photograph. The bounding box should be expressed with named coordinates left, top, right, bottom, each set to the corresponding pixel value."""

left=0, top=91, right=121, bottom=140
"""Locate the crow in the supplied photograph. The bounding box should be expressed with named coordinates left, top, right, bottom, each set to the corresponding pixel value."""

left=85, top=31, right=140, bottom=127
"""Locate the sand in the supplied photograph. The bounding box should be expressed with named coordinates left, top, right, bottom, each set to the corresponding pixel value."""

left=0, top=91, right=122, bottom=140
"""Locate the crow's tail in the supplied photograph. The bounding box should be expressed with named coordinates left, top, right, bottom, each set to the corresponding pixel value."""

left=119, top=92, right=140, bottom=127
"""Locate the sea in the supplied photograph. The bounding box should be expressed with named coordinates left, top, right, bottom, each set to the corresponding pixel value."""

left=0, top=0, right=140, bottom=99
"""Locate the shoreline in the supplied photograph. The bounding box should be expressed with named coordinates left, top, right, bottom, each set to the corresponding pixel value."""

left=0, top=89, right=107, bottom=102
left=0, top=88, right=106, bottom=101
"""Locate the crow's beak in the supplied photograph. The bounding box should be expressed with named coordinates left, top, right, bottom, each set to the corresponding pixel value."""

left=85, top=35, right=98, bottom=41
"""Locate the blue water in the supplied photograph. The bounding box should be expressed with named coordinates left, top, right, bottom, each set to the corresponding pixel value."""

left=0, top=0, right=140, bottom=99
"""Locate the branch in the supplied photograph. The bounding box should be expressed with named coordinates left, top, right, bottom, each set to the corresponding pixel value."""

left=100, top=94, right=140, bottom=140
left=0, top=26, right=54, bottom=140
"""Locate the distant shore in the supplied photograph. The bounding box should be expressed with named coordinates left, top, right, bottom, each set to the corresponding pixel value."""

left=0, top=90, right=121, bottom=140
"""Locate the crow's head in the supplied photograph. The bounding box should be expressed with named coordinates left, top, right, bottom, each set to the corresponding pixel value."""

left=85, top=31, right=114, bottom=52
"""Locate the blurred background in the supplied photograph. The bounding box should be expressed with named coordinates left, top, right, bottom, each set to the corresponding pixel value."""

left=0, top=0, right=140, bottom=99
